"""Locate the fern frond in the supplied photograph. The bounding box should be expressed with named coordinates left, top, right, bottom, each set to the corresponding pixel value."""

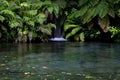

left=0, top=15, right=5, bottom=22
left=27, top=20, right=35, bottom=27
left=79, top=32, right=85, bottom=42
left=39, top=27, right=51, bottom=35
left=9, top=20, right=21, bottom=28
left=89, top=0, right=99, bottom=7
left=1, top=0, right=9, bottom=7
left=47, top=6, right=54, bottom=14
left=24, top=10, right=37, bottom=16
left=71, top=27, right=81, bottom=35
left=108, top=8, right=115, bottom=18
left=66, top=33, right=72, bottom=39
left=0, top=9, right=15, bottom=20
left=78, top=0, right=88, bottom=6
left=36, top=13, right=46, bottom=24
left=31, top=1, right=43, bottom=9
left=20, top=2, right=30, bottom=8
left=53, top=4, right=59, bottom=17
left=23, top=16, right=30, bottom=22
left=53, top=0, right=66, bottom=9
left=82, top=8, right=95, bottom=24
left=77, top=5, right=89, bottom=17
left=98, top=2, right=109, bottom=18
left=46, top=23, right=56, bottom=29
left=64, top=24, right=79, bottom=32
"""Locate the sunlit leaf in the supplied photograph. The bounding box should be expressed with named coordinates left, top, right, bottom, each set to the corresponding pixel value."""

left=0, top=15, right=5, bottom=22
left=79, top=32, right=85, bottom=42
left=64, top=24, right=79, bottom=32
left=71, top=27, right=81, bottom=35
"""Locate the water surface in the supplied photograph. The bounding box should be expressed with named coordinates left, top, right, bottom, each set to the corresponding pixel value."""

left=0, top=42, right=120, bottom=80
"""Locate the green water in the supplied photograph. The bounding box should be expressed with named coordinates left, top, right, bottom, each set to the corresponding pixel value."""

left=0, top=42, right=120, bottom=80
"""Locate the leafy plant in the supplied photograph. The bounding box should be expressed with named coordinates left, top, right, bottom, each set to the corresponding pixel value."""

left=109, top=26, right=120, bottom=42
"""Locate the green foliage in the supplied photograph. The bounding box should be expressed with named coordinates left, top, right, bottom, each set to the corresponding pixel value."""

left=64, top=20, right=85, bottom=42
left=109, top=26, right=120, bottom=42
left=109, top=26, right=120, bottom=38
left=0, top=0, right=57, bottom=42
left=1, top=0, right=120, bottom=42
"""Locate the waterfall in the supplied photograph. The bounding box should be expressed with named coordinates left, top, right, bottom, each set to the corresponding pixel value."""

left=50, top=15, right=67, bottom=41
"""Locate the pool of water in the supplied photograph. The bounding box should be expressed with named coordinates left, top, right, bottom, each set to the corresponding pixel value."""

left=0, top=42, right=120, bottom=80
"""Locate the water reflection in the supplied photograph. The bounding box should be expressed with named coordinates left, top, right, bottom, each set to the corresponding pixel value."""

left=0, top=42, right=120, bottom=79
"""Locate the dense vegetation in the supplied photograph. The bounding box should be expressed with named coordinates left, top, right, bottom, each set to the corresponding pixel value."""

left=1, top=0, right=120, bottom=42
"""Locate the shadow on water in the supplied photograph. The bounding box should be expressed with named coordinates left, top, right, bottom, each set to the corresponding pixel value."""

left=0, top=42, right=120, bottom=80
